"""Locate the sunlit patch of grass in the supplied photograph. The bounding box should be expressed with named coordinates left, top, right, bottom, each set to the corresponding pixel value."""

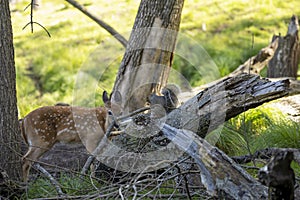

left=206, top=105, right=289, bottom=156
left=181, top=0, right=300, bottom=80
left=206, top=123, right=249, bottom=156
left=251, top=119, right=300, bottom=150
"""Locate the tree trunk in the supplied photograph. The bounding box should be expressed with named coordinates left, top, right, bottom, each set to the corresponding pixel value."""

left=0, top=0, right=22, bottom=197
left=267, top=15, right=300, bottom=78
left=110, top=0, right=184, bottom=115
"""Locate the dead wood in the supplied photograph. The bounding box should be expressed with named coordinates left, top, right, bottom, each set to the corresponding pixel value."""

left=232, top=148, right=300, bottom=166
left=267, top=15, right=300, bottom=78
left=33, top=164, right=65, bottom=197
left=166, top=73, right=290, bottom=137
left=230, top=38, right=278, bottom=76
left=90, top=73, right=289, bottom=198
left=268, top=77, right=300, bottom=95
left=162, top=124, right=268, bottom=199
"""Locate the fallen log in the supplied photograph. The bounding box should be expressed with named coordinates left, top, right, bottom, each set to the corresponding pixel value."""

left=166, top=73, right=290, bottom=137
left=162, top=124, right=268, bottom=199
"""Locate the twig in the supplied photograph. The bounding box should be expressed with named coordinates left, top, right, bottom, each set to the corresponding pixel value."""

left=132, top=185, right=137, bottom=200
left=23, top=157, right=75, bottom=174
left=23, top=1, right=51, bottom=37
left=175, top=165, right=192, bottom=200
left=117, top=107, right=150, bottom=121
left=105, top=117, right=118, bottom=139
left=33, top=163, right=65, bottom=197
left=80, top=155, right=95, bottom=177
left=23, top=21, right=51, bottom=37
left=240, top=165, right=260, bottom=170
left=65, top=0, right=127, bottom=47
left=119, top=185, right=125, bottom=200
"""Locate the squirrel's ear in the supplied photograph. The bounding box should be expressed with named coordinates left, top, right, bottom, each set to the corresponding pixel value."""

left=113, top=91, right=122, bottom=103
left=163, top=84, right=180, bottom=95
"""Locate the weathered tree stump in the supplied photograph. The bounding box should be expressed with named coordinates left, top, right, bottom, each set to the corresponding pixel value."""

left=267, top=15, right=300, bottom=78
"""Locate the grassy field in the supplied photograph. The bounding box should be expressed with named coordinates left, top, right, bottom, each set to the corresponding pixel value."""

left=11, top=1, right=300, bottom=198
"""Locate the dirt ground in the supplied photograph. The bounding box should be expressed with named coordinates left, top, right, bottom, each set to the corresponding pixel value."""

left=21, top=142, right=90, bottom=178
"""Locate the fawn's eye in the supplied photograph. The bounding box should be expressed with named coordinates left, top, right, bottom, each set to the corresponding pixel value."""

left=108, top=110, right=113, bottom=116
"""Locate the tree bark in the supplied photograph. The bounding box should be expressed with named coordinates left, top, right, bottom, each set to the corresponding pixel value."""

left=166, top=73, right=289, bottom=137
left=162, top=124, right=268, bottom=199
left=267, top=15, right=300, bottom=78
left=110, top=0, right=185, bottom=115
left=0, top=0, right=22, bottom=197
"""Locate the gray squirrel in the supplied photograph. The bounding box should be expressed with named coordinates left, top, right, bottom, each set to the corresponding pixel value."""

left=148, top=84, right=180, bottom=113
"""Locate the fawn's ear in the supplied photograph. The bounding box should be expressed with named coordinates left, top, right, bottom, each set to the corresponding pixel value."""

left=102, top=91, right=122, bottom=103
left=102, top=91, right=110, bottom=105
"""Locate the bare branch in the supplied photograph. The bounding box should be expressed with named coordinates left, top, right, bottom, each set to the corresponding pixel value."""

left=23, top=1, right=51, bottom=37
left=33, top=163, right=65, bottom=197
left=80, top=155, right=95, bottom=176
left=65, top=0, right=127, bottom=47
left=230, top=38, right=278, bottom=76
left=232, top=148, right=300, bottom=165
left=22, top=21, right=51, bottom=37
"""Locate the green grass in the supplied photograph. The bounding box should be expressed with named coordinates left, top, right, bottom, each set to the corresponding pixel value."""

left=206, top=105, right=300, bottom=178
left=206, top=104, right=300, bottom=156
left=251, top=119, right=300, bottom=149
left=22, top=174, right=101, bottom=199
